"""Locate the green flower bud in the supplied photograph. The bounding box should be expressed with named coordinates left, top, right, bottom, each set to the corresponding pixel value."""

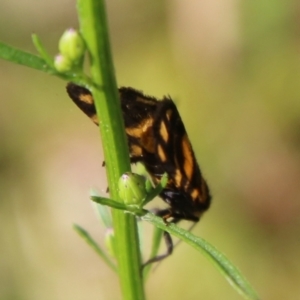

left=118, top=172, right=147, bottom=206
left=54, top=54, right=72, bottom=72
left=58, top=28, right=85, bottom=62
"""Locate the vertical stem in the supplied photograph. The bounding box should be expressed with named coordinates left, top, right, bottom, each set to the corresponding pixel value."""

left=76, top=0, right=145, bottom=299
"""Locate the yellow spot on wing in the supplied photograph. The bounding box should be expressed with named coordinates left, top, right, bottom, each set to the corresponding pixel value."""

left=158, top=144, right=166, bottom=162
left=142, top=118, right=153, bottom=133
left=141, top=126, right=156, bottom=153
left=79, top=94, right=94, bottom=105
left=159, top=121, right=168, bottom=142
left=130, top=144, right=143, bottom=157
left=190, top=188, right=199, bottom=200
left=182, top=134, right=193, bottom=180
left=174, top=169, right=182, bottom=188
left=125, top=118, right=153, bottom=139
left=126, top=118, right=156, bottom=153
left=126, top=126, right=143, bottom=138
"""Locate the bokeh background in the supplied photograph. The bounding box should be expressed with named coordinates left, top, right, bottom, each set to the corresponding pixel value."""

left=1, top=1, right=300, bottom=299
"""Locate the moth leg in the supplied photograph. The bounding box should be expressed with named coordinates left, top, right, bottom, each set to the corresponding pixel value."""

left=143, top=231, right=173, bottom=267
left=142, top=208, right=178, bottom=268
left=143, top=209, right=199, bottom=268
left=153, top=208, right=183, bottom=224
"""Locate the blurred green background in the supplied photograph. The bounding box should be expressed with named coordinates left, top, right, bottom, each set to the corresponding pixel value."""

left=1, top=0, right=300, bottom=299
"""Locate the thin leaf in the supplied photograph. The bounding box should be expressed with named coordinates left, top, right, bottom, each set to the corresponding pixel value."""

left=0, top=40, right=89, bottom=85
left=0, top=41, right=53, bottom=73
left=91, top=196, right=127, bottom=210
left=90, top=189, right=113, bottom=228
left=73, top=224, right=117, bottom=272
left=142, top=213, right=260, bottom=300
left=31, top=34, right=55, bottom=68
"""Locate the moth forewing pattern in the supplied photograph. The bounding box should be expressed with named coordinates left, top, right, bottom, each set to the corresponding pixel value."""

left=66, top=83, right=211, bottom=264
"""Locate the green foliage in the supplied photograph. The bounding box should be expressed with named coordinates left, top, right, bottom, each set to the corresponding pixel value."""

left=92, top=191, right=260, bottom=300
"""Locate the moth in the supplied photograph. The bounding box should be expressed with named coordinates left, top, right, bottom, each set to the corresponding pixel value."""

left=66, top=83, right=211, bottom=264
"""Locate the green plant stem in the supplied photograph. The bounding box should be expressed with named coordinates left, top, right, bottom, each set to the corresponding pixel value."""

left=76, top=0, right=145, bottom=299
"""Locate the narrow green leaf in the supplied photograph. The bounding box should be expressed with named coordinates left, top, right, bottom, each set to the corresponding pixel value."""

left=91, top=195, right=147, bottom=217
left=0, top=40, right=92, bottom=85
left=31, top=34, right=55, bottom=68
left=0, top=41, right=53, bottom=73
left=91, top=196, right=128, bottom=210
left=142, top=213, right=260, bottom=300
left=73, top=224, right=117, bottom=272
left=91, top=191, right=113, bottom=228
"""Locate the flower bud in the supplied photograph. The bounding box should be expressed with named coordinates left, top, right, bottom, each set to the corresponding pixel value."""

left=54, top=54, right=72, bottom=72
left=58, top=28, right=85, bottom=62
left=118, top=172, right=147, bottom=206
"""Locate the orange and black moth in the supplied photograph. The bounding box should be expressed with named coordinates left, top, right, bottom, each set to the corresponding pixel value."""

left=66, top=83, right=211, bottom=263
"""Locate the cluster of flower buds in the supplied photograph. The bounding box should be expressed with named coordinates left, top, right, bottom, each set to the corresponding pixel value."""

left=54, top=29, right=85, bottom=72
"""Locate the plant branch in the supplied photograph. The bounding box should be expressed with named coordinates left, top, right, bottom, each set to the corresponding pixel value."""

left=76, top=0, right=145, bottom=299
